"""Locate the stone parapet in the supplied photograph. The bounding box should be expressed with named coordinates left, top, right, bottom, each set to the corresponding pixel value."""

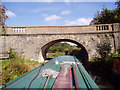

left=6, top=23, right=117, bottom=35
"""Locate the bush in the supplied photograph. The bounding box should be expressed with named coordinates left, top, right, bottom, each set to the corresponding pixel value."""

left=89, top=38, right=113, bottom=80
left=2, top=56, right=42, bottom=85
left=2, top=57, right=29, bottom=85
left=89, top=54, right=113, bottom=81
left=9, top=47, right=16, bottom=59
left=96, top=38, right=111, bottom=58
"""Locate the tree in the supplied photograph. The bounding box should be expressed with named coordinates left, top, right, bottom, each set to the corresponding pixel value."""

left=48, top=43, right=73, bottom=53
left=90, top=1, right=120, bottom=25
left=115, top=0, right=120, bottom=8
left=0, top=4, right=8, bottom=34
left=96, top=38, right=112, bottom=58
left=90, top=8, right=113, bottom=24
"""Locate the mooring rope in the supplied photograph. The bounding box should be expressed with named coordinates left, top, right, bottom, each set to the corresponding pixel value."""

left=28, top=64, right=44, bottom=90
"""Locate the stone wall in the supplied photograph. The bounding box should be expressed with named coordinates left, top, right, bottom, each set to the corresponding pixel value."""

left=1, top=33, right=115, bottom=62
left=0, top=23, right=120, bottom=62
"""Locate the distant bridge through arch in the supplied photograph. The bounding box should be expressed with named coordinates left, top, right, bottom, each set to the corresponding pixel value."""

left=0, top=23, right=120, bottom=63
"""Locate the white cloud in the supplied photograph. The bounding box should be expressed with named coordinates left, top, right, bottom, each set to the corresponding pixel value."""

left=5, top=10, right=16, bottom=17
left=65, top=18, right=92, bottom=25
left=61, top=10, right=71, bottom=15
left=45, top=15, right=61, bottom=22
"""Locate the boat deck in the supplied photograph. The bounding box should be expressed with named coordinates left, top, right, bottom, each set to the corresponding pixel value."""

left=2, top=56, right=99, bottom=89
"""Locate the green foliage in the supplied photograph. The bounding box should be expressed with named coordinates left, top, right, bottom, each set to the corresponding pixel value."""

left=109, top=33, right=113, bottom=38
left=70, top=49, right=81, bottom=59
left=105, top=34, right=107, bottom=37
left=47, top=42, right=82, bottom=60
left=69, top=48, right=86, bottom=63
left=113, top=53, right=120, bottom=57
left=117, top=48, right=120, bottom=54
left=104, top=34, right=109, bottom=39
left=0, top=29, right=7, bottom=36
left=90, top=6, right=120, bottom=24
left=96, top=38, right=111, bottom=58
left=91, top=37, right=95, bottom=41
left=90, top=38, right=113, bottom=80
left=97, top=34, right=100, bottom=38
left=90, top=54, right=113, bottom=78
left=115, top=0, right=120, bottom=8
left=47, top=52, right=65, bottom=59
left=100, top=34, right=104, bottom=37
left=9, top=47, right=16, bottom=59
left=2, top=58, right=29, bottom=85
left=89, top=53, right=120, bottom=81
left=2, top=56, right=42, bottom=85
left=48, top=42, right=77, bottom=54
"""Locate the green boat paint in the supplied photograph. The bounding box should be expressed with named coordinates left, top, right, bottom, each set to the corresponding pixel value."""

left=73, top=64, right=87, bottom=88
left=39, top=84, right=43, bottom=88
left=72, top=86, right=75, bottom=90
left=2, top=55, right=99, bottom=89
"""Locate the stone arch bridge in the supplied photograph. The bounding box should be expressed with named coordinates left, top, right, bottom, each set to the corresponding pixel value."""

left=0, top=23, right=120, bottom=63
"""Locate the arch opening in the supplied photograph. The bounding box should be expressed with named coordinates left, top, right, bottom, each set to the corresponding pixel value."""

left=41, top=39, right=88, bottom=65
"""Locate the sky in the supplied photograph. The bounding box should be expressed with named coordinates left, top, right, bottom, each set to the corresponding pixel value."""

left=1, top=0, right=117, bottom=45
left=2, top=0, right=117, bottom=26
left=1, top=0, right=117, bottom=2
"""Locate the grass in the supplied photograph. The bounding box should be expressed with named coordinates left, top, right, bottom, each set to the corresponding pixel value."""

left=89, top=54, right=120, bottom=62
left=113, top=54, right=120, bottom=57
left=46, top=52, right=65, bottom=59
left=2, top=56, right=43, bottom=85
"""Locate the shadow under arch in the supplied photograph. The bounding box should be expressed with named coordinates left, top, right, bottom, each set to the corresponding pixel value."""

left=41, top=39, right=88, bottom=65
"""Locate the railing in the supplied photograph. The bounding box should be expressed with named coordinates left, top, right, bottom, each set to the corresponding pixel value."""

left=96, top=25, right=109, bottom=31
left=96, top=24, right=114, bottom=31
left=12, top=27, right=26, bottom=33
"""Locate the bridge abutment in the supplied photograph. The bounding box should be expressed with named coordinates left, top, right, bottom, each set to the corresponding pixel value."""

left=38, top=50, right=44, bottom=62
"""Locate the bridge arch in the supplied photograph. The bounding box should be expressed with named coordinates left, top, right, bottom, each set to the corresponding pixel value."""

left=40, top=39, right=89, bottom=64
